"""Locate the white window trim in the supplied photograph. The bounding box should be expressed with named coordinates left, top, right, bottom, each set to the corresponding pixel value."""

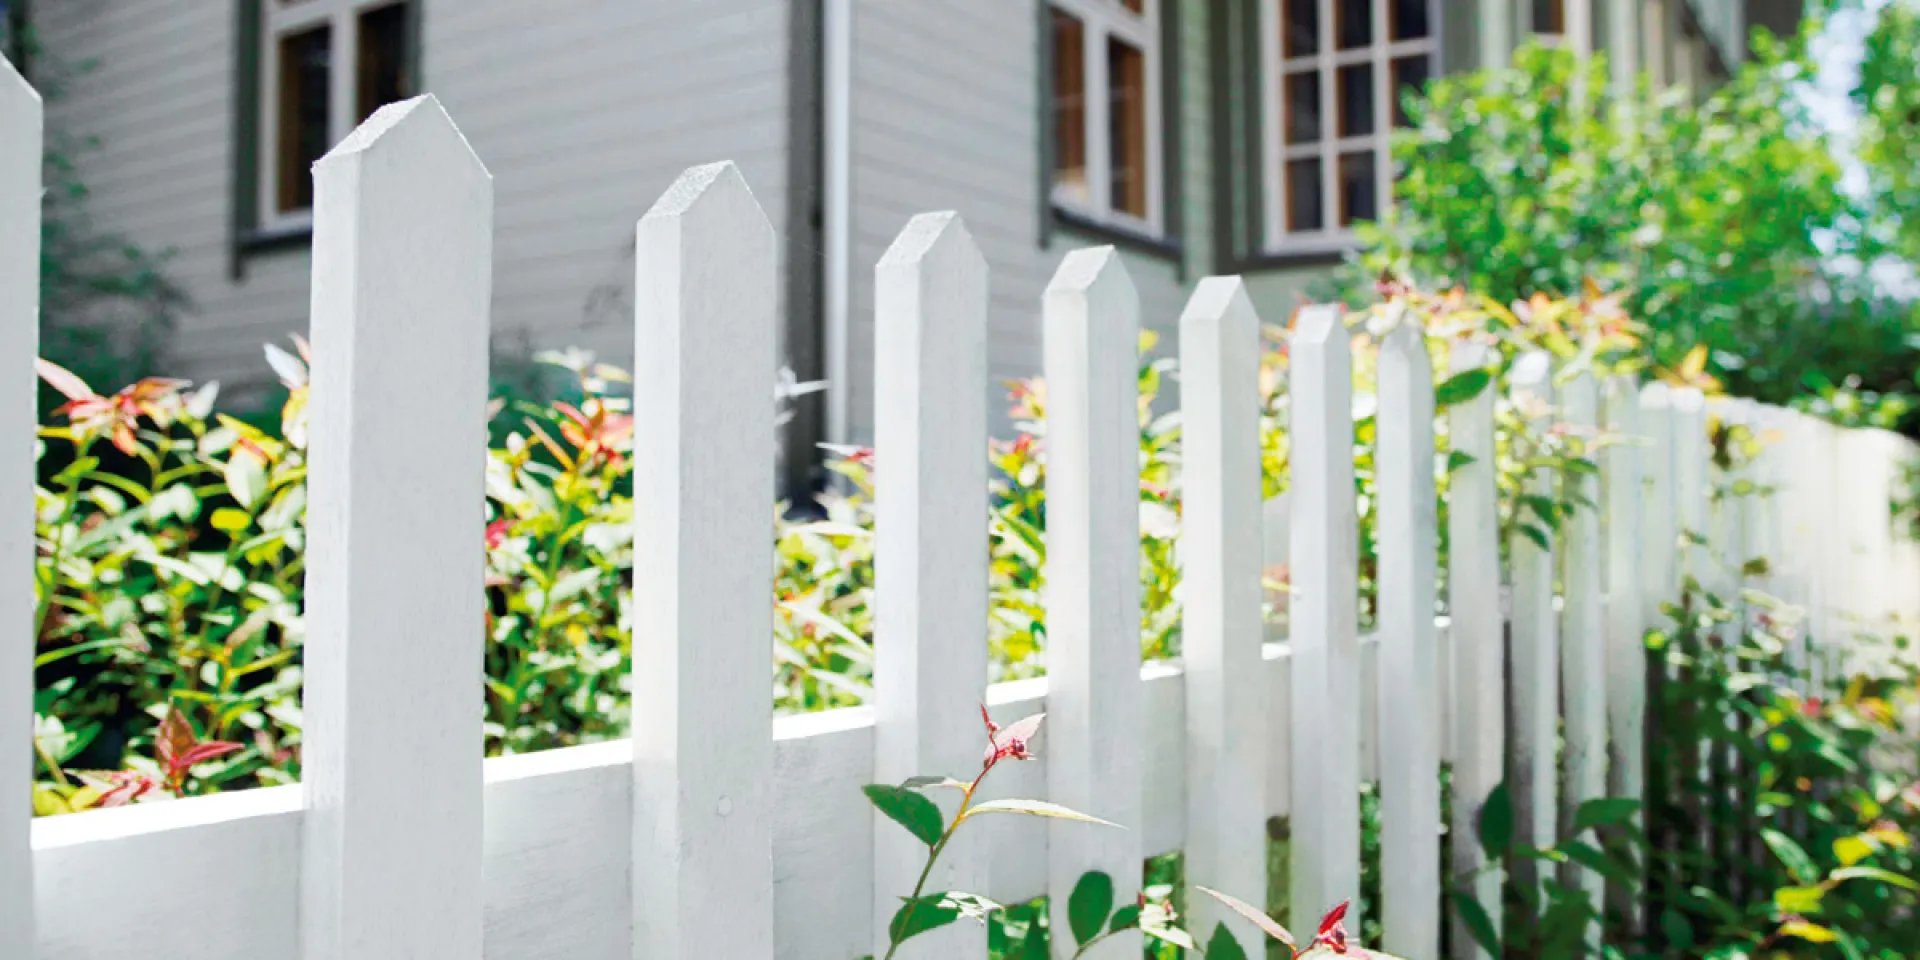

left=1050, top=0, right=1166, bottom=237
left=1258, top=0, right=1438, bottom=256
left=258, top=0, right=406, bottom=232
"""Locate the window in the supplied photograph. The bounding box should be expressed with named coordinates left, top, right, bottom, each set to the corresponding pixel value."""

left=1050, top=0, right=1164, bottom=235
left=1259, top=0, right=1436, bottom=255
left=258, top=0, right=414, bottom=231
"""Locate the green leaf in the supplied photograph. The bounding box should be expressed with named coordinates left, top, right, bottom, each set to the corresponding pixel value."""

left=1107, top=903, right=1141, bottom=934
left=862, top=784, right=945, bottom=847
left=1572, top=797, right=1640, bottom=833
left=1828, top=866, right=1920, bottom=891
left=1446, top=450, right=1478, bottom=472
left=210, top=507, right=252, bottom=533
left=1067, top=871, right=1113, bottom=946
left=957, top=798, right=1119, bottom=828
left=897, top=775, right=966, bottom=791
left=1772, top=885, right=1825, bottom=914
left=1206, top=923, right=1250, bottom=960
left=1660, top=909, right=1695, bottom=952
left=1761, top=828, right=1819, bottom=885
left=1195, top=886, right=1294, bottom=947
left=888, top=895, right=960, bottom=945
left=1560, top=840, right=1631, bottom=887
left=1478, top=782, right=1513, bottom=859
left=1435, top=367, right=1494, bottom=407
left=225, top=452, right=267, bottom=510
left=1451, top=891, right=1500, bottom=956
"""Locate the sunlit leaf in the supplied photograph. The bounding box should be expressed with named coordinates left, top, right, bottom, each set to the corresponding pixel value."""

left=862, top=784, right=944, bottom=847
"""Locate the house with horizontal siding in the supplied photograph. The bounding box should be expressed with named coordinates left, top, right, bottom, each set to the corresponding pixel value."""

left=7, top=0, right=1794, bottom=495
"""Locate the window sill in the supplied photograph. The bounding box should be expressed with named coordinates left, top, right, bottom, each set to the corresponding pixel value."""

left=1230, top=247, right=1351, bottom=272
left=1050, top=206, right=1182, bottom=264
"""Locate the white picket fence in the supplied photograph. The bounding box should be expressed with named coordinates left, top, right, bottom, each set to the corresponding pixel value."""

left=6, top=78, right=1918, bottom=960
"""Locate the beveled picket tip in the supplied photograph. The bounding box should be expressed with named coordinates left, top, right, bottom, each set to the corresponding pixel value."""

left=1045, top=246, right=1135, bottom=327
left=1380, top=323, right=1432, bottom=385
left=0, top=54, right=40, bottom=109
left=1450, top=338, right=1492, bottom=373
left=643, top=160, right=770, bottom=233
left=878, top=210, right=984, bottom=274
left=1671, top=385, right=1706, bottom=415
left=1180, top=275, right=1256, bottom=330
left=317, top=94, right=490, bottom=181
left=1292, top=303, right=1348, bottom=349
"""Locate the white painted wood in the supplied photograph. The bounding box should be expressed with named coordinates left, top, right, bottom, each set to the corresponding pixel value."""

left=301, top=95, right=493, bottom=960
left=1288, top=304, right=1361, bottom=934
left=1, top=57, right=41, bottom=960
left=1444, top=340, right=1502, bottom=960
left=1374, top=324, right=1440, bottom=959
left=870, top=212, right=990, bottom=957
left=1601, top=376, right=1645, bottom=925
left=1179, top=278, right=1268, bottom=956
left=1558, top=372, right=1606, bottom=922
left=1671, top=388, right=1709, bottom=588
left=1637, top=384, right=1678, bottom=632
left=1506, top=351, right=1558, bottom=874
left=631, top=162, right=777, bottom=960
left=28, top=644, right=1375, bottom=960
left=1041, top=247, right=1143, bottom=959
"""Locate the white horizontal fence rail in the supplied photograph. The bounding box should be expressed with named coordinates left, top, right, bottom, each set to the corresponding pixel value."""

left=15, top=99, right=1920, bottom=960
left=3, top=54, right=43, bottom=960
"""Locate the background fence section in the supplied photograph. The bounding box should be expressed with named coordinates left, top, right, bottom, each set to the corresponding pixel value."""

left=11, top=93, right=1920, bottom=960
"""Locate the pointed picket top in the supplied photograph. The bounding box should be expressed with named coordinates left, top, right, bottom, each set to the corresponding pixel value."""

left=878, top=209, right=984, bottom=273
left=1293, top=300, right=1350, bottom=352
left=1045, top=246, right=1136, bottom=335
left=316, top=94, right=490, bottom=182
left=642, top=160, right=771, bottom=235
left=0, top=53, right=39, bottom=110
left=1181, top=273, right=1257, bottom=331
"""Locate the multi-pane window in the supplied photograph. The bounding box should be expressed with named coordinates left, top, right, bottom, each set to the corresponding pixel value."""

left=259, top=0, right=414, bottom=228
left=1050, top=0, right=1164, bottom=234
left=1260, top=0, right=1436, bottom=254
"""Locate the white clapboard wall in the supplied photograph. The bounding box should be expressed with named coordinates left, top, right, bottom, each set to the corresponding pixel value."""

left=10, top=90, right=1919, bottom=960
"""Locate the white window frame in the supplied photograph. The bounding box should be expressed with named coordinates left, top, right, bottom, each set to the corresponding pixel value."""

left=258, top=0, right=408, bottom=232
left=1258, top=0, right=1438, bottom=256
left=1050, top=0, right=1166, bottom=237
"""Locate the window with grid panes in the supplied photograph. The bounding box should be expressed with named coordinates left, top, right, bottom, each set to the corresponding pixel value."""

left=259, top=0, right=414, bottom=229
left=1261, top=0, right=1436, bottom=254
left=1049, top=0, right=1165, bottom=235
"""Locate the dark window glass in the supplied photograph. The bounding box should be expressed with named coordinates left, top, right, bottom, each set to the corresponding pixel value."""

left=1108, top=36, right=1148, bottom=217
left=1287, top=158, right=1323, bottom=232
left=1337, top=63, right=1373, bottom=137
left=1336, top=0, right=1371, bottom=49
left=1283, top=0, right=1318, bottom=57
left=1533, top=0, right=1565, bottom=33
left=357, top=2, right=411, bottom=122
left=1285, top=70, right=1321, bottom=144
left=276, top=24, right=331, bottom=214
left=1052, top=9, right=1088, bottom=203
left=1392, top=55, right=1431, bottom=127
left=1391, top=0, right=1430, bottom=40
left=1339, top=151, right=1377, bottom=224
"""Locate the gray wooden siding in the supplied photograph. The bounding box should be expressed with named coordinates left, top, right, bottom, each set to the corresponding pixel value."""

left=843, top=0, right=1211, bottom=443
left=35, top=0, right=792, bottom=400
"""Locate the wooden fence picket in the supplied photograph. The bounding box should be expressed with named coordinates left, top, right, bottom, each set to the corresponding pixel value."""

left=1445, top=340, right=1503, bottom=960
left=631, top=161, right=778, bottom=959
left=1288, top=304, right=1362, bottom=936
left=1042, top=247, right=1143, bottom=959
left=1507, top=350, right=1558, bottom=890
left=1, top=56, right=41, bottom=960
left=1635, top=383, right=1679, bottom=923
left=300, top=96, right=494, bottom=960
left=871, top=212, right=991, bottom=957
left=1179, top=278, right=1268, bottom=957
left=1558, top=371, right=1606, bottom=923
left=1374, top=324, right=1441, bottom=960
left=1601, top=376, right=1645, bottom=926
